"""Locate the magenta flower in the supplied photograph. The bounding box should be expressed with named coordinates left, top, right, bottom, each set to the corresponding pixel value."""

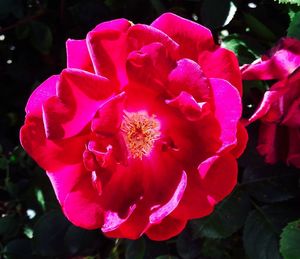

left=20, top=13, right=247, bottom=240
left=242, top=38, right=300, bottom=168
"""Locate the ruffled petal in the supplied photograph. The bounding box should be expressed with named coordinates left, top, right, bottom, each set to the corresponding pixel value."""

left=198, top=48, right=242, bottom=94
left=20, top=116, right=87, bottom=171
left=171, top=169, right=214, bottom=220
left=47, top=163, right=86, bottom=205
left=42, top=68, right=114, bottom=139
left=102, top=170, right=187, bottom=239
left=230, top=122, right=248, bottom=158
left=282, top=97, right=300, bottom=127
left=101, top=205, right=136, bottom=232
left=165, top=91, right=210, bottom=121
left=98, top=161, right=144, bottom=217
left=86, top=19, right=132, bottom=86
left=91, top=92, right=125, bottom=136
left=149, top=171, right=187, bottom=224
left=25, top=75, right=58, bottom=117
left=66, top=39, right=94, bottom=73
left=126, top=42, right=176, bottom=92
left=151, top=12, right=215, bottom=60
left=63, top=175, right=104, bottom=229
left=248, top=80, right=287, bottom=123
left=102, top=202, right=150, bottom=239
left=127, top=23, right=179, bottom=60
left=167, top=58, right=210, bottom=101
left=242, top=46, right=300, bottom=80
left=210, top=78, right=242, bottom=153
left=145, top=216, right=187, bottom=241
left=199, top=154, right=237, bottom=203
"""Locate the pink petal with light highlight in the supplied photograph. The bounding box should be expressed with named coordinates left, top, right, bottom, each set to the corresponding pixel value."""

left=149, top=171, right=187, bottom=224
left=25, top=75, right=58, bottom=117
left=151, top=12, right=215, bottom=60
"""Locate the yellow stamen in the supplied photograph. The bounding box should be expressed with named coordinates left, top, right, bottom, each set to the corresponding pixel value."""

left=121, top=111, right=160, bottom=159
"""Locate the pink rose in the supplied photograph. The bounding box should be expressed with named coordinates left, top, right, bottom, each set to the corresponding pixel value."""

left=242, top=38, right=300, bottom=168
left=20, top=13, right=247, bottom=240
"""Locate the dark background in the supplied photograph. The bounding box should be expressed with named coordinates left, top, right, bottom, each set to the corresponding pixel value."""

left=0, top=0, right=300, bottom=258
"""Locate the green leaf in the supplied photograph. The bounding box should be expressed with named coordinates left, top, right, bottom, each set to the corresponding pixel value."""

left=287, top=11, right=300, bottom=39
left=3, top=239, right=32, bottom=259
left=176, top=227, right=202, bottom=259
left=0, top=156, right=8, bottom=170
left=155, top=256, right=179, bottom=259
left=35, top=188, right=46, bottom=211
left=201, top=238, right=232, bottom=259
left=201, top=0, right=236, bottom=29
left=242, top=164, right=299, bottom=203
left=29, top=21, right=53, bottom=54
left=280, top=219, right=300, bottom=259
left=221, top=34, right=264, bottom=65
left=64, top=226, right=101, bottom=255
left=274, top=0, right=300, bottom=5
left=0, top=215, right=19, bottom=240
left=33, top=210, right=70, bottom=256
left=243, top=13, right=276, bottom=42
left=243, top=204, right=300, bottom=259
left=190, top=188, right=251, bottom=239
left=125, top=238, right=146, bottom=259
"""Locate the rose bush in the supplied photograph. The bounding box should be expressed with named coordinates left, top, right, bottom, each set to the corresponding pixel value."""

left=242, top=38, right=300, bottom=168
left=20, top=13, right=247, bottom=240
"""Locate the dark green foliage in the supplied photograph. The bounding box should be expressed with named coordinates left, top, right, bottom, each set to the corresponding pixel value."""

left=190, top=188, right=251, bottom=239
left=125, top=238, right=146, bottom=259
left=0, top=0, right=300, bottom=258
left=244, top=204, right=300, bottom=259
left=280, top=219, right=300, bottom=259
left=287, top=11, right=300, bottom=39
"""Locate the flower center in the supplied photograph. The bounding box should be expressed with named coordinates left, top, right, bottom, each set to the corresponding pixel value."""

left=121, top=111, right=161, bottom=159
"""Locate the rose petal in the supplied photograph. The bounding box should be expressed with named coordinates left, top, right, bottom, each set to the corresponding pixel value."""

left=126, top=42, right=176, bottom=92
left=42, top=68, right=114, bottom=139
left=248, top=80, right=287, bottom=123
left=282, top=97, right=300, bottom=127
left=127, top=23, right=179, bottom=60
left=66, top=39, right=94, bottom=73
left=20, top=116, right=87, bottom=171
left=166, top=91, right=210, bottom=121
left=91, top=92, right=125, bottom=136
left=151, top=12, right=215, bottom=60
left=145, top=216, right=187, bottom=241
left=230, top=122, right=248, bottom=158
left=25, top=75, right=58, bottom=117
left=198, top=48, right=242, bottom=94
left=63, top=175, right=104, bottom=229
left=87, top=19, right=132, bottom=86
left=199, top=154, right=237, bottom=203
left=242, top=41, right=300, bottom=80
left=167, top=58, right=210, bottom=101
left=171, top=168, right=214, bottom=220
left=102, top=204, right=136, bottom=232
left=47, top=163, right=86, bottom=205
left=210, top=78, right=242, bottom=153
left=149, top=171, right=187, bottom=224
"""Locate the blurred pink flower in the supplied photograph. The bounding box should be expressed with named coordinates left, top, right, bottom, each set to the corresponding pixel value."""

left=242, top=38, right=300, bottom=168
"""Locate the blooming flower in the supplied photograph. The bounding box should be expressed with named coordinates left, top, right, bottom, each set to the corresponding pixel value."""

left=20, top=13, right=247, bottom=240
left=242, top=38, right=300, bottom=168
